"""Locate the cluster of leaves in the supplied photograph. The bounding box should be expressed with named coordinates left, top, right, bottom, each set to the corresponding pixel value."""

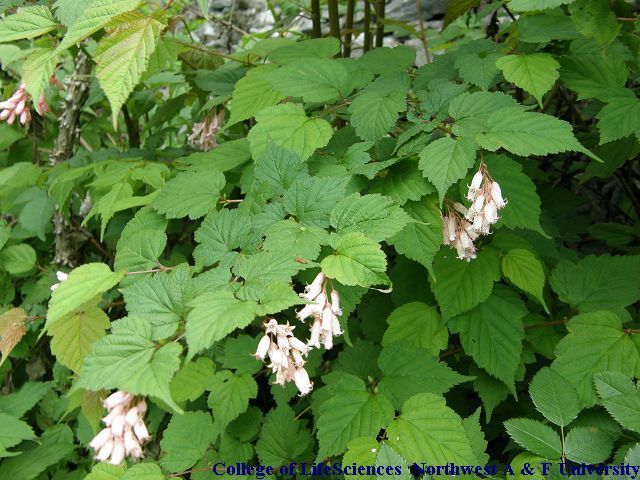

left=0, top=0, right=639, bottom=478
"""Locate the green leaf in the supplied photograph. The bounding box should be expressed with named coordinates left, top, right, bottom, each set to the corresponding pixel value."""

left=207, top=371, right=258, bottom=438
left=475, top=108, right=585, bottom=157
left=267, top=58, right=352, bottom=103
left=185, top=291, right=258, bottom=357
left=264, top=219, right=328, bottom=261
left=484, top=154, right=546, bottom=235
left=518, top=14, right=580, bottom=43
left=569, top=0, right=620, bottom=46
left=114, top=228, right=166, bottom=275
left=343, top=437, right=379, bottom=480
left=77, top=322, right=182, bottom=412
left=0, top=413, right=34, bottom=457
left=122, top=266, right=193, bottom=341
left=564, top=425, right=614, bottom=463
left=430, top=248, right=501, bottom=319
left=550, top=255, right=640, bottom=313
left=321, top=232, right=389, bottom=287
left=94, top=13, right=164, bottom=126
left=496, top=54, right=559, bottom=106
left=48, top=298, right=110, bottom=373
left=450, top=286, right=527, bottom=392
left=455, top=52, right=501, bottom=91
left=46, top=263, right=124, bottom=329
left=472, top=366, right=510, bottom=422
left=248, top=103, right=333, bottom=161
left=508, top=0, right=574, bottom=12
left=22, top=48, right=59, bottom=103
left=594, top=371, right=640, bottom=433
left=193, top=208, right=251, bottom=269
left=252, top=142, right=307, bottom=198
left=268, top=37, right=341, bottom=64
left=0, top=244, right=36, bottom=275
left=560, top=53, right=629, bottom=101
left=596, top=98, right=640, bottom=144
left=504, top=418, right=562, bottom=459
left=235, top=251, right=303, bottom=283
left=84, top=182, right=134, bottom=239
left=170, top=357, right=216, bottom=403
left=0, top=6, right=58, bottom=43
left=382, top=302, right=448, bottom=355
left=378, top=344, right=470, bottom=410
left=317, top=388, right=394, bottom=459
left=369, top=160, right=434, bottom=206
left=419, top=136, right=477, bottom=203
left=256, top=406, right=311, bottom=464
left=502, top=249, right=547, bottom=311
left=389, top=194, right=442, bottom=272
left=529, top=367, right=581, bottom=427
left=57, top=0, right=141, bottom=51
left=220, top=335, right=262, bottom=375
left=123, top=464, right=164, bottom=480
left=357, top=46, right=416, bottom=74
left=387, top=393, right=477, bottom=463
left=228, top=64, right=285, bottom=126
left=463, top=408, right=489, bottom=465
left=0, top=425, right=74, bottom=478
left=160, top=411, right=215, bottom=472
left=552, top=311, right=640, bottom=406
left=53, top=0, right=93, bottom=26
left=153, top=170, right=225, bottom=219
left=282, top=175, right=348, bottom=228
left=330, top=193, right=411, bottom=242
left=349, top=72, right=409, bottom=141
left=0, top=382, right=51, bottom=418
left=449, top=91, right=521, bottom=136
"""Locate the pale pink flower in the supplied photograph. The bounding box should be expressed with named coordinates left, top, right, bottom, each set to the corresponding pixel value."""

left=293, top=368, right=313, bottom=396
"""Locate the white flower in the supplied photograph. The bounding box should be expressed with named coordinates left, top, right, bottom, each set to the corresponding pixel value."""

left=490, top=181, right=507, bottom=208
left=95, top=439, right=114, bottom=461
left=109, top=437, right=125, bottom=465
left=303, top=271, right=326, bottom=301
left=50, top=271, right=69, bottom=291
left=133, top=419, right=150, bottom=443
left=253, top=335, right=271, bottom=361
left=330, top=289, right=342, bottom=315
left=89, top=428, right=112, bottom=450
left=293, top=367, right=313, bottom=396
left=469, top=170, right=483, bottom=192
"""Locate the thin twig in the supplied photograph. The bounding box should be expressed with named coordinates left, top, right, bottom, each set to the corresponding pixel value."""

left=363, top=0, right=372, bottom=52
left=374, top=0, right=386, bottom=48
left=311, top=0, right=322, bottom=37
left=343, top=0, right=355, bottom=57
left=416, top=0, right=432, bottom=63
left=327, top=0, right=341, bottom=39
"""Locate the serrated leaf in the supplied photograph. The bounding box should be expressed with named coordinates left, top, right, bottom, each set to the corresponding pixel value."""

left=450, top=286, right=527, bottom=392
left=207, top=371, right=258, bottom=439
left=330, top=193, right=411, bottom=242
left=77, top=322, right=182, bottom=412
left=594, top=371, right=640, bottom=433
left=123, top=464, right=164, bottom=480
left=357, top=46, right=416, bottom=74
left=0, top=413, right=34, bottom=458
left=508, top=0, right=574, bottom=12
left=569, top=0, right=620, bottom=46
left=256, top=406, right=311, bottom=464
left=193, top=208, right=251, bottom=269
left=518, top=14, right=580, bottom=43
left=496, top=54, right=560, bottom=105
left=114, top=229, right=166, bottom=275
left=153, top=170, right=225, bottom=219
left=228, top=64, right=285, bottom=126
left=564, top=426, right=614, bottom=464
left=389, top=194, right=442, bottom=272
left=0, top=308, right=26, bottom=367
left=560, top=53, right=629, bottom=101
left=419, top=136, right=477, bottom=203
left=235, top=251, right=303, bottom=283
left=317, top=389, right=394, bottom=459
left=268, top=37, right=341, bottom=65
left=550, top=255, right=640, bottom=313
left=160, top=411, right=215, bottom=472
left=57, top=0, right=141, bottom=51
left=48, top=299, right=110, bottom=372
left=321, top=232, right=388, bottom=287
left=53, top=0, right=93, bottom=26
left=382, top=302, right=448, bottom=355
left=484, top=154, right=545, bottom=235
left=529, top=367, right=581, bottom=427
left=378, top=344, right=470, bottom=410
left=502, top=249, right=547, bottom=311
left=0, top=381, right=51, bottom=417
left=264, top=219, right=328, bottom=261
left=386, top=393, right=477, bottom=463
left=46, top=263, right=124, bottom=329
left=475, top=108, right=585, bottom=157
left=596, top=98, right=640, bottom=144
left=186, top=291, right=258, bottom=357
left=0, top=6, right=58, bottom=43
left=472, top=366, right=509, bottom=423
left=450, top=91, right=521, bottom=136
left=504, top=418, right=562, bottom=459
left=455, top=52, right=501, bottom=91
left=248, top=103, right=333, bottom=161
left=430, top=248, right=501, bottom=319
left=369, top=159, right=434, bottom=206
left=552, top=311, right=640, bottom=407
left=94, top=13, right=164, bottom=126
left=220, top=335, right=262, bottom=375
left=22, top=48, right=59, bottom=103
left=349, top=72, right=409, bottom=141
left=0, top=244, right=36, bottom=274
left=282, top=175, right=348, bottom=228
left=267, top=58, right=351, bottom=103
left=252, top=142, right=307, bottom=198
left=170, top=357, right=216, bottom=403
left=122, top=266, right=193, bottom=341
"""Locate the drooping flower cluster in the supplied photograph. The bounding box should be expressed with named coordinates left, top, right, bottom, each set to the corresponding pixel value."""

left=296, top=272, right=343, bottom=350
left=188, top=108, right=224, bottom=151
left=442, top=164, right=507, bottom=261
left=50, top=271, right=68, bottom=291
left=253, top=319, right=313, bottom=395
left=0, top=83, right=49, bottom=126
left=89, top=391, right=151, bottom=465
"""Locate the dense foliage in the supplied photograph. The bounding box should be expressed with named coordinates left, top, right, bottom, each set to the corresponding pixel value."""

left=0, top=0, right=639, bottom=478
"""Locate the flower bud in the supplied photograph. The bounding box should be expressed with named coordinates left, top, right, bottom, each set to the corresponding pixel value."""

left=304, top=271, right=326, bottom=300
left=330, top=289, right=342, bottom=315
left=470, top=170, right=483, bottom=191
